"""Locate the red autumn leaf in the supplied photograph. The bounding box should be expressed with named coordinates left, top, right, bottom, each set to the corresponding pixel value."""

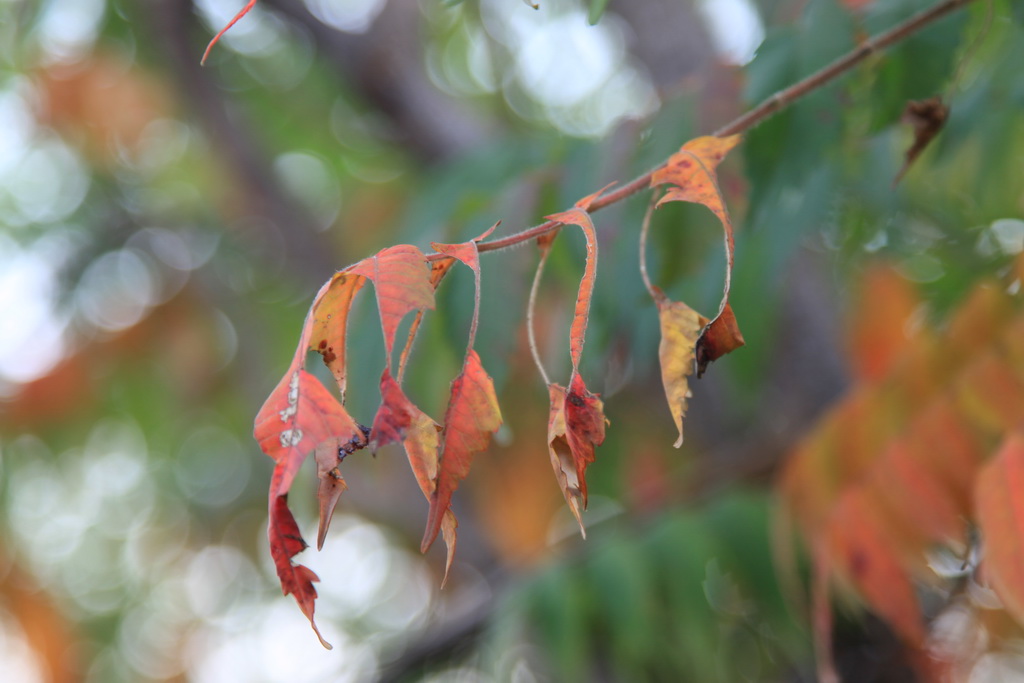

left=975, top=432, right=1024, bottom=627
left=421, top=234, right=502, bottom=555
left=201, top=0, right=257, bottom=65
left=370, top=368, right=459, bottom=582
left=651, top=135, right=745, bottom=373
left=537, top=201, right=608, bottom=521
left=562, top=372, right=607, bottom=510
left=423, top=349, right=501, bottom=552
left=398, top=257, right=458, bottom=383
left=268, top=483, right=331, bottom=649
left=348, top=244, right=435, bottom=366
left=254, top=298, right=368, bottom=647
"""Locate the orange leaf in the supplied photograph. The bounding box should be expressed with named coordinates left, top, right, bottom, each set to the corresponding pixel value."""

left=398, top=257, right=458, bottom=383
left=254, top=300, right=368, bottom=647
left=975, top=432, right=1024, bottom=626
left=652, top=135, right=745, bottom=372
left=348, top=245, right=435, bottom=366
left=421, top=233, right=502, bottom=557
left=652, top=288, right=704, bottom=447
left=846, top=265, right=920, bottom=382
left=826, top=487, right=925, bottom=645
left=423, top=350, right=502, bottom=552
left=545, top=206, right=599, bottom=372
left=371, top=369, right=459, bottom=582
left=201, top=0, right=257, bottom=65
left=309, top=271, right=366, bottom=401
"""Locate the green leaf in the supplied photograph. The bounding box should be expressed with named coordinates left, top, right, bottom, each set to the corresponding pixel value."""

left=588, top=0, right=611, bottom=25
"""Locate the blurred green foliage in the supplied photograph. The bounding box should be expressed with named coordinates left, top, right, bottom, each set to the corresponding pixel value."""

left=0, top=0, right=1021, bottom=681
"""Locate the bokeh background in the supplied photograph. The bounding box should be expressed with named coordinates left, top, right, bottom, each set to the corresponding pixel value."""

left=1, top=0, right=1022, bottom=681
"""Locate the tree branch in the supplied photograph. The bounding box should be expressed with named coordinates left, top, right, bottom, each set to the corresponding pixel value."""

left=427, top=0, right=978, bottom=262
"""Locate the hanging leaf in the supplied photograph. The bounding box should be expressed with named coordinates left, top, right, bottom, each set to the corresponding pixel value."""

left=651, top=135, right=745, bottom=375
left=371, top=368, right=459, bottom=582
left=541, top=197, right=610, bottom=524
left=254, top=359, right=366, bottom=647
left=309, top=271, right=366, bottom=401
left=975, top=432, right=1024, bottom=626
left=268, top=484, right=331, bottom=649
left=201, top=0, right=257, bottom=65
left=652, top=288, right=705, bottom=447
left=422, top=235, right=502, bottom=555
left=349, top=244, right=435, bottom=366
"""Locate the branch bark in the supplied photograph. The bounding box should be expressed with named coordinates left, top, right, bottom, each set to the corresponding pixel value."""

left=437, top=0, right=979, bottom=261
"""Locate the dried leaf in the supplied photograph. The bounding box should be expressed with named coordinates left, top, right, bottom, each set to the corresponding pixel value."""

left=975, top=432, right=1024, bottom=626
left=423, top=350, right=501, bottom=552
left=893, top=96, right=948, bottom=186
left=309, top=271, right=366, bottom=401
left=546, top=383, right=585, bottom=535
left=695, top=303, right=744, bottom=378
left=268, top=483, right=331, bottom=649
left=422, top=234, right=502, bottom=557
left=349, top=245, right=435, bottom=366
left=201, top=0, right=257, bottom=65
left=254, top=295, right=368, bottom=646
left=652, top=135, right=745, bottom=372
left=652, top=289, right=704, bottom=447
left=371, top=369, right=459, bottom=582
left=562, top=372, right=607, bottom=510
left=539, top=199, right=610, bottom=521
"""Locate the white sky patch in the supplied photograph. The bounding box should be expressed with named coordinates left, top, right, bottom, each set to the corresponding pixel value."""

left=303, top=0, right=386, bottom=34
left=37, top=0, right=106, bottom=62
left=697, top=0, right=764, bottom=66
left=0, top=236, right=68, bottom=384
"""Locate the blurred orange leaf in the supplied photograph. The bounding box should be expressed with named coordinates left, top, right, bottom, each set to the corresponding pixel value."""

left=975, top=432, right=1024, bottom=626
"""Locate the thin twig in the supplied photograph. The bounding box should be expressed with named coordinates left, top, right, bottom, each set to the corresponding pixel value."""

left=526, top=247, right=553, bottom=386
left=425, top=0, right=978, bottom=263
left=638, top=195, right=657, bottom=298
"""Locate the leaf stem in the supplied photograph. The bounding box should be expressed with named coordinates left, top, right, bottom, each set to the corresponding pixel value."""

left=527, top=247, right=553, bottom=386
left=638, top=195, right=657, bottom=299
left=424, top=0, right=978, bottom=262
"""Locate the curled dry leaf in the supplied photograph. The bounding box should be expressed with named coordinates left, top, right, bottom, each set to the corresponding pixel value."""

left=652, top=288, right=704, bottom=447
left=651, top=135, right=745, bottom=375
left=421, top=236, right=502, bottom=559
left=975, top=432, right=1024, bottom=626
left=539, top=201, right=608, bottom=530
left=370, top=369, right=459, bottom=582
